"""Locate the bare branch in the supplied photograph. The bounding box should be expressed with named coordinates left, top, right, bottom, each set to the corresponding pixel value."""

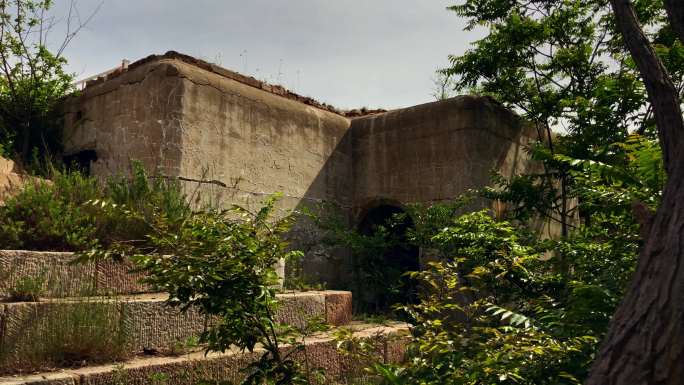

left=56, top=0, right=102, bottom=58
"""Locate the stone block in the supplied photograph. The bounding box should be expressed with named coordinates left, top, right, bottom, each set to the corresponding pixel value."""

left=0, top=250, right=149, bottom=298
left=274, top=291, right=326, bottom=330
left=0, top=250, right=96, bottom=298
left=0, top=322, right=409, bottom=385
left=0, top=291, right=353, bottom=374
left=323, top=290, right=353, bottom=326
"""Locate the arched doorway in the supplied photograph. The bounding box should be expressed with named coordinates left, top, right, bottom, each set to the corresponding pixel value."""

left=355, top=204, right=420, bottom=313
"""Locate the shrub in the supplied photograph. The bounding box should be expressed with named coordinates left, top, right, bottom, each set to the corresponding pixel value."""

left=0, top=168, right=100, bottom=250
left=105, top=162, right=191, bottom=228
left=0, top=161, right=190, bottom=253
left=0, top=263, right=49, bottom=302
left=302, top=203, right=416, bottom=314
left=129, top=195, right=309, bottom=384
left=337, top=210, right=635, bottom=385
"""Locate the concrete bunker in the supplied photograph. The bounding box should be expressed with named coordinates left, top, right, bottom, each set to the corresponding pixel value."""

left=62, top=51, right=540, bottom=291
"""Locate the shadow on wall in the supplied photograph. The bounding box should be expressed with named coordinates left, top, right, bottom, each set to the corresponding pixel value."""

left=293, top=96, right=537, bottom=300
left=61, top=56, right=536, bottom=298
left=288, top=125, right=354, bottom=291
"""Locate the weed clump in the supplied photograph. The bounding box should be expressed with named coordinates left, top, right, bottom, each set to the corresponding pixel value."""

left=0, top=161, right=190, bottom=253
left=7, top=274, right=45, bottom=302
left=0, top=298, right=129, bottom=373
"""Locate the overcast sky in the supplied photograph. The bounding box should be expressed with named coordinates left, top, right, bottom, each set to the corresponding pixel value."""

left=54, top=1, right=484, bottom=110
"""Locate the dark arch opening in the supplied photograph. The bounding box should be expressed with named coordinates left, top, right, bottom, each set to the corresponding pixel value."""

left=63, top=150, right=98, bottom=175
left=356, top=204, right=420, bottom=313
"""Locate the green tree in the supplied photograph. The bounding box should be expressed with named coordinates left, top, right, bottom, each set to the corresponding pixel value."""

left=0, top=0, right=98, bottom=168
left=586, top=0, right=684, bottom=383
left=339, top=207, right=637, bottom=385
left=447, top=0, right=680, bottom=149
left=445, top=0, right=682, bottom=249
left=441, top=0, right=684, bottom=382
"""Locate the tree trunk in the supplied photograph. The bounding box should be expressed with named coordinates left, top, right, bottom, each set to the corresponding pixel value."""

left=585, top=1, right=684, bottom=384
left=587, top=179, right=684, bottom=384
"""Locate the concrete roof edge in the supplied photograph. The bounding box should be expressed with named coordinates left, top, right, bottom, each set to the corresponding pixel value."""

left=81, top=51, right=388, bottom=117
left=77, top=53, right=522, bottom=122
left=351, top=95, right=522, bottom=121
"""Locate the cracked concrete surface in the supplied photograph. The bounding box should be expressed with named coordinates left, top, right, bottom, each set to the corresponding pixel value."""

left=62, top=53, right=537, bottom=288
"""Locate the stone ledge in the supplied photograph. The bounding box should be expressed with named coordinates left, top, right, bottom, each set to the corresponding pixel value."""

left=0, top=322, right=409, bottom=385
left=0, top=291, right=352, bottom=373
left=0, top=252, right=356, bottom=312
left=0, top=250, right=148, bottom=298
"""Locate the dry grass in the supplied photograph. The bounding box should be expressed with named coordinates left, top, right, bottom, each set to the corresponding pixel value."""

left=0, top=297, right=131, bottom=374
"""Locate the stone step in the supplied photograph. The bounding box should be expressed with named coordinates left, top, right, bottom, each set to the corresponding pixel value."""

left=0, top=291, right=352, bottom=374
left=0, top=322, right=409, bottom=385
left=0, top=250, right=148, bottom=298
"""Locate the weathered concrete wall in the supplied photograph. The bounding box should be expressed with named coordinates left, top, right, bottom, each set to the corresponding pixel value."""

left=63, top=56, right=354, bottom=287
left=172, top=59, right=353, bottom=211
left=62, top=54, right=538, bottom=288
left=63, top=57, right=352, bottom=211
left=350, top=95, right=537, bottom=215
left=63, top=57, right=354, bottom=286
left=63, top=60, right=185, bottom=177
